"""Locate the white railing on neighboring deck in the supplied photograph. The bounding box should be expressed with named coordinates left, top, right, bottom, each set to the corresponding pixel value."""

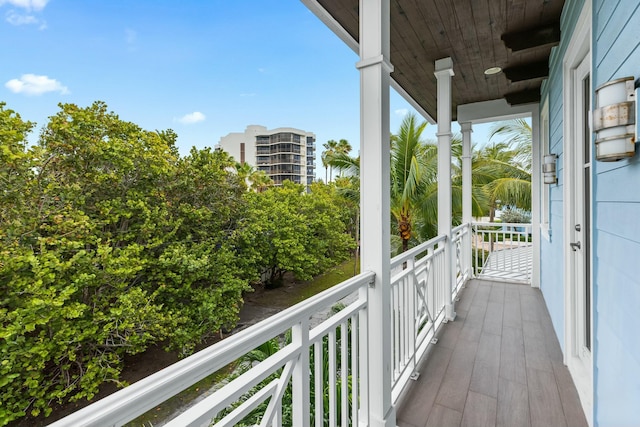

left=49, top=223, right=476, bottom=427
left=471, top=222, right=533, bottom=284
left=49, top=272, right=374, bottom=427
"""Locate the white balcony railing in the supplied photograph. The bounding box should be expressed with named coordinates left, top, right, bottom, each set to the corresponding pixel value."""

left=471, top=222, right=533, bottom=284
left=50, top=273, right=373, bottom=427
left=389, top=234, right=448, bottom=401
left=452, top=223, right=472, bottom=294
left=47, top=222, right=542, bottom=427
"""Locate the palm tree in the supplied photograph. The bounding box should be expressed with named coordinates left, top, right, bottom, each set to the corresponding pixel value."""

left=328, top=114, right=438, bottom=253
left=489, top=118, right=532, bottom=171
left=334, top=139, right=352, bottom=180
left=326, top=114, right=490, bottom=254
left=474, top=119, right=533, bottom=221
left=390, top=114, right=434, bottom=252
left=233, top=162, right=273, bottom=192
left=249, top=170, right=273, bottom=193
left=321, top=139, right=338, bottom=183
left=234, top=161, right=254, bottom=190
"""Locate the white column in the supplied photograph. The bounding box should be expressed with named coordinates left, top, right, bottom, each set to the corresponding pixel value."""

left=435, top=57, right=456, bottom=321
left=357, top=0, right=395, bottom=426
left=531, top=107, right=541, bottom=288
left=460, top=121, right=473, bottom=279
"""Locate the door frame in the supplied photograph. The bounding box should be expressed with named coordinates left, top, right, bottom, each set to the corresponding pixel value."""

left=562, top=1, right=593, bottom=425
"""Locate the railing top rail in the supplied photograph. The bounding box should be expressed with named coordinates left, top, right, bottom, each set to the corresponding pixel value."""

left=451, top=222, right=470, bottom=235
left=390, top=234, right=447, bottom=268
left=49, top=271, right=374, bottom=427
left=472, top=221, right=533, bottom=229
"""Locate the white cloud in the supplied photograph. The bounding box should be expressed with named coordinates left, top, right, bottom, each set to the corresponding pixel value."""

left=5, top=10, right=34, bottom=24
left=5, top=74, right=69, bottom=96
left=0, top=0, right=49, bottom=11
left=176, top=111, right=206, bottom=124
left=395, top=108, right=409, bottom=116
left=3, top=0, right=48, bottom=27
left=5, top=9, right=45, bottom=27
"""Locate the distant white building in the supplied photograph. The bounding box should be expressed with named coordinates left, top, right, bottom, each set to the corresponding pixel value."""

left=217, top=125, right=316, bottom=187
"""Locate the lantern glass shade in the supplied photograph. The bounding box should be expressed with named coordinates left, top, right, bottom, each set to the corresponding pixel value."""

left=593, top=77, right=636, bottom=162
left=543, top=154, right=557, bottom=184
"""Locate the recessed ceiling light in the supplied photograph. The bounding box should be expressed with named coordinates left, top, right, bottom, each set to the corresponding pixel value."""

left=484, top=66, right=502, bottom=75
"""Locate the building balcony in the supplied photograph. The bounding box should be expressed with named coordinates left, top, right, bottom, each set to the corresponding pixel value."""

left=270, top=169, right=301, bottom=176
left=49, top=223, right=586, bottom=427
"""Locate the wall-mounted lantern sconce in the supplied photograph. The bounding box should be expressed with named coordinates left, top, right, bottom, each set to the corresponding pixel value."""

left=543, top=154, right=558, bottom=184
left=593, top=76, right=636, bottom=161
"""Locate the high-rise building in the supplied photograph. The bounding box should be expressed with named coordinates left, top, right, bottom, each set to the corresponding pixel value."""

left=217, top=125, right=316, bottom=187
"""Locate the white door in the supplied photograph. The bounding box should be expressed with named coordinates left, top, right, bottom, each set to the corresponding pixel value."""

left=567, top=52, right=593, bottom=417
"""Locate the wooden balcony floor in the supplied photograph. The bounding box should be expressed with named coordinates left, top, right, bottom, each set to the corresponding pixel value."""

left=396, top=279, right=588, bottom=427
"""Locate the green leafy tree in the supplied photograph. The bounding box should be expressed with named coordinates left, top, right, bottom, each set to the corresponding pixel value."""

left=236, top=181, right=355, bottom=288
left=0, top=102, right=254, bottom=424
left=0, top=102, right=35, bottom=242
left=322, top=153, right=360, bottom=273
left=0, top=102, right=180, bottom=424
left=155, top=147, right=254, bottom=353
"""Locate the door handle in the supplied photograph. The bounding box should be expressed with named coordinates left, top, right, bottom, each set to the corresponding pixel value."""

left=570, top=241, right=581, bottom=251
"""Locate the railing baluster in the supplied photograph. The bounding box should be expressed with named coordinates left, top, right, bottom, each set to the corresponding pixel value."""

left=357, top=283, right=369, bottom=426
left=328, top=330, right=337, bottom=427
left=407, top=257, right=416, bottom=374
left=340, top=322, right=348, bottom=427
left=292, top=318, right=310, bottom=427
left=314, top=341, right=323, bottom=427
left=350, top=314, right=358, bottom=427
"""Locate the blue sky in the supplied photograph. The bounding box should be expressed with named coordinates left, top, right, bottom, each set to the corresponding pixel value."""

left=1, top=0, right=503, bottom=175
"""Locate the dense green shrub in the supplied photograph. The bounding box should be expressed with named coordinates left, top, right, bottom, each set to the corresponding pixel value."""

left=499, top=206, right=531, bottom=224
left=0, top=101, right=355, bottom=425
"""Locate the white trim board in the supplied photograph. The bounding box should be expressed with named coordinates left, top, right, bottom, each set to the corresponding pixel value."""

left=561, top=1, right=593, bottom=425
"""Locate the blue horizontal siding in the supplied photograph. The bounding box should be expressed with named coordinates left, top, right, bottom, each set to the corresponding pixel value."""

left=596, top=202, right=640, bottom=240
left=593, top=0, right=640, bottom=424
left=540, top=210, right=566, bottom=349
left=595, top=1, right=640, bottom=76
left=595, top=141, right=640, bottom=177
left=594, top=0, right=621, bottom=42
left=596, top=232, right=640, bottom=342
left=596, top=320, right=640, bottom=427
left=539, top=0, right=587, bottom=348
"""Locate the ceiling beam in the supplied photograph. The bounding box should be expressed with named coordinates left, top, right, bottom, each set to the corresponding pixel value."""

left=501, top=23, right=561, bottom=52
left=503, top=60, right=549, bottom=82
left=505, top=89, right=541, bottom=105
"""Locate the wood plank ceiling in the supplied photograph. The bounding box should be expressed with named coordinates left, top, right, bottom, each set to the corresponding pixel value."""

left=316, top=0, right=565, bottom=120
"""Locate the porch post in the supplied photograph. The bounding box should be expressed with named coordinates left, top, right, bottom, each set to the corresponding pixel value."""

left=357, top=0, right=395, bottom=426
left=435, top=57, right=456, bottom=321
left=530, top=107, right=541, bottom=288
left=461, top=121, right=473, bottom=278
